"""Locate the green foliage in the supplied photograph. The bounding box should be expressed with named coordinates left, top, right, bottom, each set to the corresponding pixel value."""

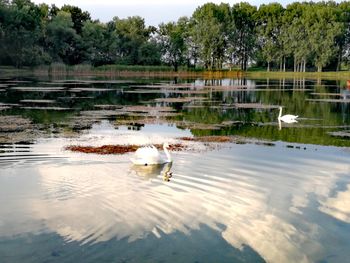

left=46, top=11, right=84, bottom=65
left=256, top=3, right=284, bottom=71
left=61, top=4, right=90, bottom=34
left=81, top=20, right=116, bottom=66
left=0, top=0, right=48, bottom=67
left=113, top=16, right=155, bottom=65
left=0, top=0, right=349, bottom=72
left=230, top=2, right=257, bottom=70
left=191, top=3, right=230, bottom=70
left=158, top=20, right=187, bottom=71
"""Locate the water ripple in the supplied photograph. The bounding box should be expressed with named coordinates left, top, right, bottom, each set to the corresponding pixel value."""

left=1, top=138, right=350, bottom=263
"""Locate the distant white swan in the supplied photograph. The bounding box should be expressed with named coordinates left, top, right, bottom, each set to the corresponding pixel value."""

left=278, top=106, right=298, bottom=123
left=131, top=143, right=172, bottom=166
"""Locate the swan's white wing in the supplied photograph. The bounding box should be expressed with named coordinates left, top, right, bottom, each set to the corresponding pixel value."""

left=131, top=144, right=172, bottom=165
left=135, top=145, right=160, bottom=158
left=283, top=114, right=298, bottom=119
left=280, top=115, right=298, bottom=123
left=280, top=114, right=298, bottom=122
left=132, top=145, right=164, bottom=165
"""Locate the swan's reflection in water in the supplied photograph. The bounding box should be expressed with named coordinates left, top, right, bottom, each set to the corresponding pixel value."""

left=130, top=162, right=173, bottom=181
left=278, top=119, right=298, bottom=130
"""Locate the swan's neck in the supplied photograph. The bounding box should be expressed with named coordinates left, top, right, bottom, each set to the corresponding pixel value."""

left=163, top=144, right=172, bottom=162
left=278, top=107, right=282, bottom=119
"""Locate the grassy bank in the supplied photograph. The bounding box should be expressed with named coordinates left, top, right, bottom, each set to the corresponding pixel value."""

left=1, top=64, right=350, bottom=80
left=30, top=63, right=244, bottom=79
left=246, top=70, right=350, bottom=80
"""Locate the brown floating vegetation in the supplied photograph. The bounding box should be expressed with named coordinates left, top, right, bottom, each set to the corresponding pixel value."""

left=20, top=106, right=71, bottom=111
left=306, top=98, right=350, bottom=103
left=125, top=112, right=182, bottom=117
left=69, top=87, right=114, bottom=92
left=20, top=99, right=56, bottom=104
left=154, top=97, right=205, bottom=103
left=122, top=105, right=175, bottom=112
left=221, top=103, right=280, bottom=109
left=130, top=85, right=195, bottom=89
left=311, top=93, right=350, bottom=97
left=65, top=143, right=187, bottom=155
left=328, top=131, right=350, bottom=138
left=66, top=144, right=139, bottom=154
left=94, top=104, right=124, bottom=110
left=11, top=87, right=65, bottom=92
left=179, top=135, right=276, bottom=147
left=80, top=110, right=127, bottom=117
left=180, top=136, right=233, bottom=143
left=0, top=115, right=33, bottom=132
left=125, top=89, right=208, bottom=94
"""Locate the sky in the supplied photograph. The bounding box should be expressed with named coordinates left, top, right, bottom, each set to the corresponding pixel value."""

left=31, top=0, right=336, bottom=26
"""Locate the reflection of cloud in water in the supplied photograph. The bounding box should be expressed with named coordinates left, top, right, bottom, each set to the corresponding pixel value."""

left=319, top=184, right=350, bottom=223
left=1, top=122, right=350, bottom=263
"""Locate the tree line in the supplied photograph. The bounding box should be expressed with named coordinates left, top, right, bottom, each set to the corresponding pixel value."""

left=0, top=0, right=349, bottom=72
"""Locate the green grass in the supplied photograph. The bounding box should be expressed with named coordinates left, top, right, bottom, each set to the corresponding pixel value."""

left=246, top=70, right=350, bottom=80
left=2, top=64, right=350, bottom=80
left=96, top=64, right=173, bottom=72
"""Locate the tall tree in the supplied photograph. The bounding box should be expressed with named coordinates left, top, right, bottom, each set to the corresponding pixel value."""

left=46, top=10, right=84, bottom=64
left=0, top=0, right=49, bottom=67
left=191, top=3, right=230, bottom=69
left=114, top=16, right=154, bottom=65
left=282, top=3, right=310, bottom=72
left=158, top=19, right=187, bottom=71
left=256, top=3, right=284, bottom=71
left=231, top=2, right=257, bottom=71
left=61, top=5, right=90, bottom=34
left=335, top=2, right=350, bottom=70
left=82, top=20, right=116, bottom=66
left=307, top=3, right=342, bottom=72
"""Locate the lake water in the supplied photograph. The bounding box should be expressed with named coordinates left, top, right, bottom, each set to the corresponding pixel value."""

left=0, top=76, right=349, bottom=263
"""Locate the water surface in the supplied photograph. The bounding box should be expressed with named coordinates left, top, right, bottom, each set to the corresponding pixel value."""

left=0, top=76, right=349, bottom=263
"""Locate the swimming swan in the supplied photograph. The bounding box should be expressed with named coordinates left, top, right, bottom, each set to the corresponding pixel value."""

left=131, top=143, right=172, bottom=166
left=278, top=106, right=298, bottom=123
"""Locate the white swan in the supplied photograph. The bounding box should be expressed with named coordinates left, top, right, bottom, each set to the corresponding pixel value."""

left=278, top=106, right=298, bottom=123
left=131, top=143, right=172, bottom=166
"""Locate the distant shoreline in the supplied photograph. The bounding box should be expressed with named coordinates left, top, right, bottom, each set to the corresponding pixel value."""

left=1, top=66, right=350, bottom=81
